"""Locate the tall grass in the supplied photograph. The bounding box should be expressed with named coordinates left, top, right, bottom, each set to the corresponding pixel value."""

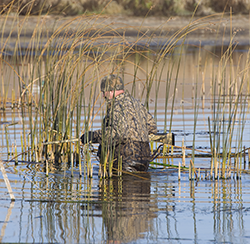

left=0, top=2, right=250, bottom=180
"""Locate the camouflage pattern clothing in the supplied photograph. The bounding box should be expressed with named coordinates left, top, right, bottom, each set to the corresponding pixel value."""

left=81, top=91, right=157, bottom=172
left=100, top=74, right=124, bottom=92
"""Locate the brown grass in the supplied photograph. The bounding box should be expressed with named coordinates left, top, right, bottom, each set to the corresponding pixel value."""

left=1, top=0, right=249, bottom=16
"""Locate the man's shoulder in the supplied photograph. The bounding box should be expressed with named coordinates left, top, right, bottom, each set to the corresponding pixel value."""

left=123, top=91, right=141, bottom=102
left=117, top=91, right=139, bottom=106
left=119, top=92, right=148, bottom=113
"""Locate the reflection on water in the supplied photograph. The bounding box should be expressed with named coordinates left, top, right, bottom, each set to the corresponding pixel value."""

left=1, top=163, right=250, bottom=243
left=0, top=201, right=14, bottom=243
left=1, top=44, right=250, bottom=242
left=93, top=174, right=154, bottom=243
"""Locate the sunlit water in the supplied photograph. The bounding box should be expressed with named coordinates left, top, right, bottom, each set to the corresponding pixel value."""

left=1, top=44, right=250, bottom=243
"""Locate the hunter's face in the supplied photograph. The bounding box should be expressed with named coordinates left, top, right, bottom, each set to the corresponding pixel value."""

left=103, top=91, right=114, bottom=100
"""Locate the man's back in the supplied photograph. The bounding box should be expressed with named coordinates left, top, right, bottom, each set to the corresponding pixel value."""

left=104, top=91, right=157, bottom=144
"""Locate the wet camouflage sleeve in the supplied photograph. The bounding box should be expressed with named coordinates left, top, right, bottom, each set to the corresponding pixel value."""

left=91, top=91, right=157, bottom=144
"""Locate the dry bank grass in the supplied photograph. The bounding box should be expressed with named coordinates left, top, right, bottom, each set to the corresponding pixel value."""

left=1, top=0, right=250, bottom=16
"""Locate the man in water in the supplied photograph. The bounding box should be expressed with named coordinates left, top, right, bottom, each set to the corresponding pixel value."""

left=81, top=74, right=170, bottom=172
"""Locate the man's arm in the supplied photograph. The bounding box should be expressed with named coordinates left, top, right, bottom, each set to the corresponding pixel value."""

left=80, top=129, right=102, bottom=144
left=149, top=133, right=175, bottom=145
left=81, top=113, right=123, bottom=145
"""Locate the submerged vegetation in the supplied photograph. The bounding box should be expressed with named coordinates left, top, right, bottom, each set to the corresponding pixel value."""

left=0, top=1, right=250, bottom=184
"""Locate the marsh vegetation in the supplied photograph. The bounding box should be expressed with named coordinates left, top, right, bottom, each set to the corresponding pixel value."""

left=1, top=6, right=249, bottom=179
left=0, top=2, right=250, bottom=243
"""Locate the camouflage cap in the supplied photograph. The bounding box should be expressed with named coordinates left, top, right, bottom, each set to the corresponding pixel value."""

left=100, top=74, right=124, bottom=92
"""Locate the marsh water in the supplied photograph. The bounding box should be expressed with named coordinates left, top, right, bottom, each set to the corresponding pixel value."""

left=1, top=40, right=250, bottom=244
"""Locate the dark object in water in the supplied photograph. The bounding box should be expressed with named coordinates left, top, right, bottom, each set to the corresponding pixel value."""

left=97, top=141, right=152, bottom=172
left=82, top=132, right=175, bottom=172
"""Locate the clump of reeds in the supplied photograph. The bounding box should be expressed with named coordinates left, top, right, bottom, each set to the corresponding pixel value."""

left=1, top=2, right=249, bottom=181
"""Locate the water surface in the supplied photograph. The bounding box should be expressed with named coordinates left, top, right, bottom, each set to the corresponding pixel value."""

left=1, top=43, right=250, bottom=243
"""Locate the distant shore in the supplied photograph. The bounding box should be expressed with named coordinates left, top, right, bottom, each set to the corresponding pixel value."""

left=1, top=13, right=250, bottom=52
left=1, top=0, right=250, bottom=17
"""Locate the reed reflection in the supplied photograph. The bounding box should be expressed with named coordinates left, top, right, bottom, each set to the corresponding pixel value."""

left=27, top=167, right=156, bottom=243
left=0, top=201, right=15, bottom=242
left=1, top=164, right=249, bottom=243
left=211, top=179, right=245, bottom=243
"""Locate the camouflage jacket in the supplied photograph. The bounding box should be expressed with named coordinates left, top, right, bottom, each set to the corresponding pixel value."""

left=91, top=91, right=157, bottom=145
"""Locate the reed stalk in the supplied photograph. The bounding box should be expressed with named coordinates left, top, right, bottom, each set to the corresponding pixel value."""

left=182, top=138, right=185, bottom=166
left=189, top=161, right=191, bottom=180
left=0, top=161, right=15, bottom=201
left=108, top=159, right=113, bottom=178
left=103, top=152, right=108, bottom=179
left=214, top=151, right=218, bottom=180
left=46, top=160, right=48, bottom=177
left=190, top=159, right=198, bottom=180
left=178, top=162, right=181, bottom=181
left=71, top=149, right=74, bottom=177
left=14, top=143, right=18, bottom=165
left=4, top=126, right=10, bottom=157
left=78, top=143, right=82, bottom=177
left=99, top=163, right=103, bottom=179
left=20, top=131, right=23, bottom=156
left=118, top=156, right=122, bottom=177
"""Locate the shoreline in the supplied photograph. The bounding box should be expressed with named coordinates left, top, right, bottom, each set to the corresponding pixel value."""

left=1, top=14, right=250, bottom=51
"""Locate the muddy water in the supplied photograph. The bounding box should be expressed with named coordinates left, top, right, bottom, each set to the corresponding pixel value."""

left=1, top=44, right=250, bottom=243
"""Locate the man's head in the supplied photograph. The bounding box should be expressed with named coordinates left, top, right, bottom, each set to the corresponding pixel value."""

left=100, top=74, right=124, bottom=93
